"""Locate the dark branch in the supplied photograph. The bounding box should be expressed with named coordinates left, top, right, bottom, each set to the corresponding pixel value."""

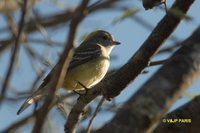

left=0, top=0, right=119, bottom=56
left=0, top=0, right=28, bottom=104
left=95, top=25, right=200, bottom=133
left=154, top=96, right=200, bottom=133
left=1, top=113, right=34, bottom=133
left=64, top=0, right=194, bottom=132
left=32, top=0, right=90, bottom=133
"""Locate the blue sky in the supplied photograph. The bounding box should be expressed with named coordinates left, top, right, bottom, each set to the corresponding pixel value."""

left=0, top=0, right=200, bottom=132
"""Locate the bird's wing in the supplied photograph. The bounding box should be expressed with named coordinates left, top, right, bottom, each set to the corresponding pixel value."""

left=68, top=43, right=102, bottom=70
left=41, top=43, right=102, bottom=88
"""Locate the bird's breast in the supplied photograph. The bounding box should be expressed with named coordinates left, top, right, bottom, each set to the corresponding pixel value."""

left=63, top=57, right=110, bottom=90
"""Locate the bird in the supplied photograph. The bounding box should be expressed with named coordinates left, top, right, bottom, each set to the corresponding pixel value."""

left=17, top=30, right=120, bottom=115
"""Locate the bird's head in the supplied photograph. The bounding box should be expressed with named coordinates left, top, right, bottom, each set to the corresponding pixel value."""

left=83, top=30, right=120, bottom=47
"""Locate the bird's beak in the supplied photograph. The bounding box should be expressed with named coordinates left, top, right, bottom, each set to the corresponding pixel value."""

left=113, top=41, right=121, bottom=45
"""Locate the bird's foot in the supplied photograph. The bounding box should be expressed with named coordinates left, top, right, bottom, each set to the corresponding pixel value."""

left=74, top=81, right=89, bottom=95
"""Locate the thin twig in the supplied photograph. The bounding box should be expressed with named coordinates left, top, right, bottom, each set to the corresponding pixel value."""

left=86, top=97, right=105, bottom=133
left=157, top=42, right=182, bottom=54
left=24, top=44, right=53, bottom=68
left=132, top=16, right=179, bottom=43
left=1, top=93, right=75, bottom=133
left=1, top=113, right=35, bottom=133
left=149, top=59, right=168, bottom=66
left=28, top=38, right=64, bottom=47
left=0, top=0, right=28, bottom=104
left=0, top=0, right=120, bottom=56
left=24, top=45, right=43, bottom=75
left=4, top=14, right=18, bottom=36
left=32, top=0, right=90, bottom=133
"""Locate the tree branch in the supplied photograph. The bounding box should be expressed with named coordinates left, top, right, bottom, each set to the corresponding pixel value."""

left=32, top=0, right=90, bottom=133
left=154, top=95, right=200, bottom=133
left=64, top=0, right=195, bottom=132
left=95, top=25, right=200, bottom=133
left=0, top=0, right=119, bottom=56
left=0, top=0, right=28, bottom=104
left=1, top=113, right=35, bottom=133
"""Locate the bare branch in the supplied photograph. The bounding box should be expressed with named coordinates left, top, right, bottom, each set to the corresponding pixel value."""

left=142, top=0, right=166, bottom=10
left=95, top=26, right=200, bottom=133
left=0, top=0, right=120, bottom=56
left=0, top=0, right=28, bottom=104
left=1, top=113, right=35, bottom=133
left=86, top=97, right=105, bottom=133
left=64, top=0, right=194, bottom=133
left=32, top=0, right=90, bottom=133
left=149, top=59, right=168, bottom=66
left=154, top=96, right=200, bottom=133
left=132, top=15, right=179, bottom=42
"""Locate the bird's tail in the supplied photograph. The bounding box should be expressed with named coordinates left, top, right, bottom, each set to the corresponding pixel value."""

left=17, top=83, right=50, bottom=115
left=17, top=67, right=56, bottom=115
left=17, top=92, right=44, bottom=115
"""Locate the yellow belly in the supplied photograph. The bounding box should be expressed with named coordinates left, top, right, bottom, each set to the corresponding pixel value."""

left=63, top=57, right=109, bottom=90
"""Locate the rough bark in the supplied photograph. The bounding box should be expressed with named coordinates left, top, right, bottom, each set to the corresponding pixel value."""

left=154, top=96, right=200, bottom=133
left=94, top=26, right=200, bottom=133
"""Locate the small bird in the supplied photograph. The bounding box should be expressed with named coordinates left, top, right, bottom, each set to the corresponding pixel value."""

left=17, top=30, right=120, bottom=114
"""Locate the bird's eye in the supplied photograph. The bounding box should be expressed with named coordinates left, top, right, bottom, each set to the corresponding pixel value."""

left=102, top=35, right=108, bottom=40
